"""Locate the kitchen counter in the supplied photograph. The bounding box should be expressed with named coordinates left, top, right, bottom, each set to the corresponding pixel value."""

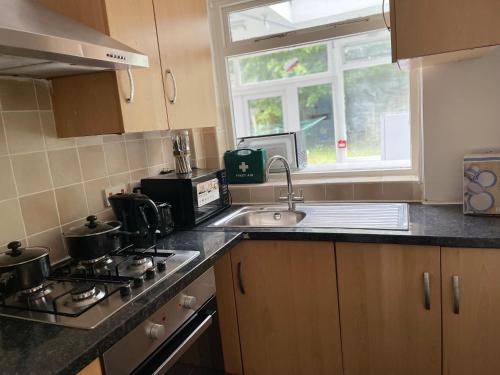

left=4, top=203, right=500, bottom=375
left=200, top=203, right=500, bottom=248
left=0, top=230, right=242, bottom=375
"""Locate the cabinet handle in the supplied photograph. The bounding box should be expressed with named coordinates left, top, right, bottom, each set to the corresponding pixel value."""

left=165, top=68, right=177, bottom=104
left=382, top=0, right=390, bottom=31
left=237, top=262, right=246, bottom=295
left=423, top=272, right=431, bottom=310
left=452, top=275, right=460, bottom=314
left=126, top=67, right=135, bottom=103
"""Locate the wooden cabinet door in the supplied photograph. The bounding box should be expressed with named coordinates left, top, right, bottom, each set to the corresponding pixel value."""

left=391, top=0, right=500, bottom=61
left=442, top=247, right=500, bottom=375
left=104, top=0, right=169, bottom=133
left=39, top=0, right=168, bottom=136
left=230, top=241, right=343, bottom=375
left=153, top=0, right=218, bottom=130
left=77, top=358, right=103, bottom=375
left=336, top=243, right=441, bottom=375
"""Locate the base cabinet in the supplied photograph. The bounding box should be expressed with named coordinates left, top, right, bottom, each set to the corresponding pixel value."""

left=77, top=358, right=102, bottom=375
left=216, top=241, right=500, bottom=375
left=442, top=247, right=500, bottom=375
left=225, top=240, right=343, bottom=375
left=336, top=243, right=441, bottom=375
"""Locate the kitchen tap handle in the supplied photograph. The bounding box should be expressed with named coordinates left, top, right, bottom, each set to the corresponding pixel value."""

left=293, top=189, right=304, bottom=201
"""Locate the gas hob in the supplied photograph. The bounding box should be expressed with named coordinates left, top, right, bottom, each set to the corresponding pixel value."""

left=0, top=246, right=200, bottom=329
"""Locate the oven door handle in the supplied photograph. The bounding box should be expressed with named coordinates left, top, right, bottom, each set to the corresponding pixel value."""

left=152, top=315, right=213, bottom=375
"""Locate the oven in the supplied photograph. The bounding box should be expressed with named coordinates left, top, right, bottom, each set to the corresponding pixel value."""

left=103, top=268, right=224, bottom=374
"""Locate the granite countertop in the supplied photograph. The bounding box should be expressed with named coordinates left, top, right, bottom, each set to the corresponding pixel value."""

left=0, top=230, right=242, bottom=375
left=4, top=203, right=500, bottom=375
left=200, top=203, right=500, bottom=248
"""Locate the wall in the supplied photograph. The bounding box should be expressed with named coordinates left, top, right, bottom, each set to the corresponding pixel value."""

left=228, top=178, right=421, bottom=204
left=422, top=48, right=500, bottom=203
left=0, top=78, right=219, bottom=263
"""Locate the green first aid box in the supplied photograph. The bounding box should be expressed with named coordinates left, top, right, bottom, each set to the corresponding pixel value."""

left=224, top=148, right=268, bottom=184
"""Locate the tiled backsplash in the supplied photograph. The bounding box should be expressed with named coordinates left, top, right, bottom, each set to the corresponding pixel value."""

left=0, top=78, right=221, bottom=263
left=229, top=180, right=422, bottom=204
left=0, top=77, right=421, bottom=263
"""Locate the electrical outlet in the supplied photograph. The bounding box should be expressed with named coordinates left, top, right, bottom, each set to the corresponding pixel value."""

left=103, top=184, right=129, bottom=207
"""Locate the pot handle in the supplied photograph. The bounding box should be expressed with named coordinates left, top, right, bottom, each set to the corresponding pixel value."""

left=137, top=198, right=160, bottom=232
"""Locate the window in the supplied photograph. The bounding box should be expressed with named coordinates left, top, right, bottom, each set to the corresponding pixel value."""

left=228, top=0, right=386, bottom=42
left=210, top=0, right=419, bottom=176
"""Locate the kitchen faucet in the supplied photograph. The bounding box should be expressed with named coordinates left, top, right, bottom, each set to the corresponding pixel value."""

left=265, top=155, right=304, bottom=211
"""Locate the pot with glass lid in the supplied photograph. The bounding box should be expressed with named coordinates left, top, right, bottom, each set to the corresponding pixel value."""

left=0, top=241, right=51, bottom=295
left=63, top=215, right=124, bottom=261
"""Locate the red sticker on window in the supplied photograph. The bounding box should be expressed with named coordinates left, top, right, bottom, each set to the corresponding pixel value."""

left=337, top=139, right=347, bottom=149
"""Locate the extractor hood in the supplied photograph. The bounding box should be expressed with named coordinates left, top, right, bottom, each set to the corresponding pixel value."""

left=0, top=0, right=149, bottom=79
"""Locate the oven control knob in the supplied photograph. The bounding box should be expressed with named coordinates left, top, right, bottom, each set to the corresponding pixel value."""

left=120, top=284, right=132, bottom=298
left=146, top=267, right=156, bottom=279
left=133, top=276, right=144, bottom=288
left=157, top=261, right=167, bottom=272
left=180, top=295, right=197, bottom=309
left=147, top=323, right=166, bottom=340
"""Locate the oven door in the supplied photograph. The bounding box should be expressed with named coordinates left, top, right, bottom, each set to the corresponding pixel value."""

left=132, top=297, right=224, bottom=375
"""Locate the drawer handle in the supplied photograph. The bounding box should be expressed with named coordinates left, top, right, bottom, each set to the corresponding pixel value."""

left=165, top=68, right=177, bottom=104
left=126, top=67, right=135, bottom=103
left=452, top=275, right=460, bottom=314
left=423, top=272, right=431, bottom=310
left=237, top=262, right=246, bottom=295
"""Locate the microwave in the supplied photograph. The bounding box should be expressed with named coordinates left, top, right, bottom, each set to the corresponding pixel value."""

left=141, top=169, right=230, bottom=228
left=238, top=131, right=307, bottom=171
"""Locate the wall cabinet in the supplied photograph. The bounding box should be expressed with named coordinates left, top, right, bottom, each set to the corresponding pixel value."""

left=38, top=0, right=218, bottom=137
left=336, top=243, right=441, bottom=375
left=217, top=240, right=343, bottom=375
left=38, top=0, right=168, bottom=137
left=442, top=247, right=500, bottom=375
left=390, top=0, right=500, bottom=64
left=153, top=0, right=218, bottom=130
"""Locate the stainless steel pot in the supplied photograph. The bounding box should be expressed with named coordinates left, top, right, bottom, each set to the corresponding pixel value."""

left=0, top=241, right=50, bottom=295
left=63, top=215, right=123, bottom=261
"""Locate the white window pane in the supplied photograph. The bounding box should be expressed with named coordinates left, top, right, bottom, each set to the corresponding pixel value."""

left=229, top=44, right=328, bottom=85
left=298, top=84, right=336, bottom=165
left=229, top=0, right=385, bottom=42
left=344, top=64, right=410, bottom=162
left=343, top=33, right=392, bottom=64
left=248, top=96, right=284, bottom=136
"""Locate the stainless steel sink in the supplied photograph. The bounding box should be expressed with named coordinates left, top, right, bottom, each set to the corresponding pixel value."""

left=211, top=203, right=409, bottom=230
left=214, top=207, right=306, bottom=227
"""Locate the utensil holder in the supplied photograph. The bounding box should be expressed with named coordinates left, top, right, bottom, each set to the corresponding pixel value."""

left=174, top=151, right=192, bottom=174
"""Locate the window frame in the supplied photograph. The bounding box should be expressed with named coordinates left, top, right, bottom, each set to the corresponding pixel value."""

left=208, top=0, right=422, bottom=180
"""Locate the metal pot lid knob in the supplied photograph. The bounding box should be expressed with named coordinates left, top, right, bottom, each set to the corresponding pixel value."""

left=6, top=241, right=22, bottom=256
left=85, top=215, right=98, bottom=229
